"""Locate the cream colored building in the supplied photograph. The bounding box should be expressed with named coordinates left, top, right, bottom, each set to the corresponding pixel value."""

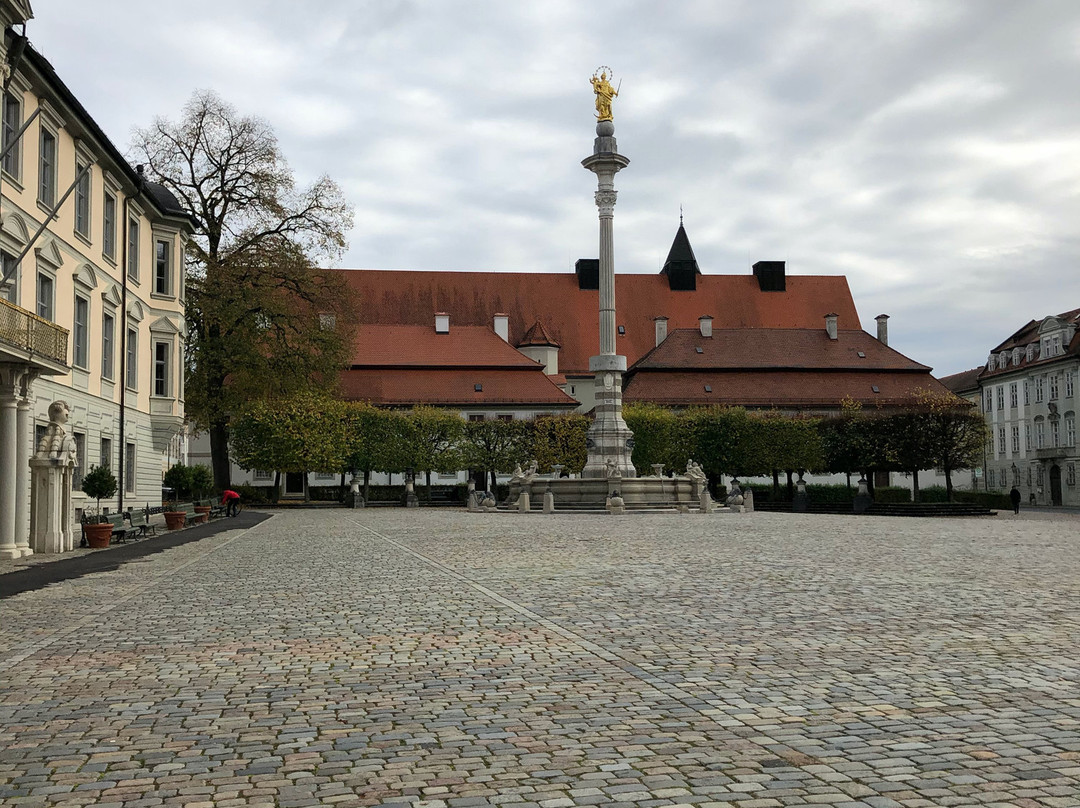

left=0, top=0, right=192, bottom=558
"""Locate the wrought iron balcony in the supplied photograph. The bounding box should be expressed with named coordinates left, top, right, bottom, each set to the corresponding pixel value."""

left=0, top=298, right=69, bottom=366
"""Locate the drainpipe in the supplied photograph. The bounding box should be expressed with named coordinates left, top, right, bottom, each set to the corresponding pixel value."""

left=118, top=165, right=146, bottom=513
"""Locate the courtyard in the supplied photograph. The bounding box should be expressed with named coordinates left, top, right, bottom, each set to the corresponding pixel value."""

left=2, top=510, right=1079, bottom=808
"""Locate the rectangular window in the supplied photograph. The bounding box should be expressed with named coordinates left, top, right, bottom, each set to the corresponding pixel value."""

left=1050, top=375, right=1059, bottom=401
left=984, top=390, right=992, bottom=413
left=1036, top=421, right=1045, bottom=449
left=997, top=427, right=1006, bottom=455
left=253, top=470, right=273, bottom=481
left=1011, top=425, right=1019, bottom=454
left=987, top=468, right=995, bottom=488
left=1067, top=372, right=1075, bottom=399
left=73, top=295, right=89, bottom=369
left=100, top=437, right=112, bottom=470
left=35, top=272, right=53, bottom=320
left=102, top=312, right=114, bottom=379
left=125, top=442, right=136, bottom=494
left=2, top=91, right=20, bottom=178
left=1025, top=423, right=1031, bottom=450
left=1035, top=377, right=1045, bottom=403
left=154, top=239, right=170, bottom=295
left=103, top=192, right=116, bottom=259
left=1067, top=415, right=1075, bottom=447
left=38, top=127, right=55, bottom=205
left=74, top=161, right=90, bottom=237
left=127, top=217, right=139, bottom=280
left=126, top=327, right=138, bottom=389
left=996, top=386, right=1004, bottom=411
left=1024, top=380, right=1030, bottom=405
left=1009, top=383, right=1017, bottom=408
left=1, top=251, right=17, bottom=303
left=73, top=432, right=86, bottom=490
left=468, top=414, right=485, bottom=422
left=154, top=341, right=169, bottom=396
left=497, top=414, right=513, bottom=422
left=1051, top=419, right=1060, bottom=447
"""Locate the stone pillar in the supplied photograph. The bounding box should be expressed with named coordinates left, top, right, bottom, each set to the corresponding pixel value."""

left=581, top=119, right=635, bottom=479
left=14, top=389, right=32, bottom=555
left=0, top=379, right=18, bottom=559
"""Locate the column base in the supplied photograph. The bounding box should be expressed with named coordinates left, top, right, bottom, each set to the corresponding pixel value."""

left=0, top=547, right=21, bottom=560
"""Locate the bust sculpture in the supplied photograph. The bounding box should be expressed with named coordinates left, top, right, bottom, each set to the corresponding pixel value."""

left=35, top=400, right=77, bottom=463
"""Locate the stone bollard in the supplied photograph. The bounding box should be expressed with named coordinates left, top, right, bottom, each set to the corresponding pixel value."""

left=606, top=491, right=626, bottom=514
left=517, top=490, right=531, bottom=513
left=404, top=479, right=419, bottom=508
left=699, top=490, right=713, bottom=514
left=480, top=493, right=497, bottom=512
left=543, top=488, right=555, bottom=513
left=743, top=487, right=754, bottom=513
left=853, top=477, right=872, bottom=514
left=792, top=477, right=808, bottom=513
left=467, top=490, right=482, bottom=512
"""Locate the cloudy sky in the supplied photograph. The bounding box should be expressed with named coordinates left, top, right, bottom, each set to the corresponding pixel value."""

left=32, top=0, right=1080, bottom=377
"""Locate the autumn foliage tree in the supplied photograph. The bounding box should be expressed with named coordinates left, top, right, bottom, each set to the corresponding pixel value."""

left=131, top=90, right=355, bottom=488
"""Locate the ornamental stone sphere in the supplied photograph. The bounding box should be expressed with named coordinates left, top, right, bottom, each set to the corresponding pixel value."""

left=596, top=120, right=615, bottom=137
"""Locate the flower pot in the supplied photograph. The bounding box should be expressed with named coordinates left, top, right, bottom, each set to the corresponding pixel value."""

left=83, top=522, right=113, bottom=549
left=164, top=511, right=187, bottom=530
left=193, top=506, right=211, bottom=523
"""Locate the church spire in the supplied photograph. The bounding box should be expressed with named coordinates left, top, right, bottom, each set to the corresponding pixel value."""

left=660, top=217, right=700, bottom=290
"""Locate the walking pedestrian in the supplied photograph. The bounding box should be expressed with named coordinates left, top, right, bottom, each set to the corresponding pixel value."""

left=1009, top=485, right=1021, bottom=515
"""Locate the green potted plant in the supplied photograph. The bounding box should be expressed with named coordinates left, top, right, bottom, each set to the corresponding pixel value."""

left=162, top=463, right=192, bottom=530
left=81, top=464, right=118, bottom=548
left=189, top=465, right=214, bottom=522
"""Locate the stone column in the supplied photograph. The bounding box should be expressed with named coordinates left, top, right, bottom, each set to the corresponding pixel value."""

left=14, top=382, right=32, bottom=556
left=0, top=373, right=19, bottom=559
left=581, top=120, right=635, bottom=479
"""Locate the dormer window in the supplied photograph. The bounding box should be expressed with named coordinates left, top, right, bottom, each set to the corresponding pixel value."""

left=997, top=353, right=1007, bottom=369
left=1027, top=344, right=1035, bottom=362
left=987, top=356, right=994, bottom=371
left=1012, top=347, right=1021, bottom=365
left=1051, top=334, right=1062, bottom=356
left=695, top=347, right=703, bottom=354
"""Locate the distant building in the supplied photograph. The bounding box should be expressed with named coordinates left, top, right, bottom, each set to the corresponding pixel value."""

left=975, top=309, right=1078, bottom=506
left=0, top=1, right=192, bottom=557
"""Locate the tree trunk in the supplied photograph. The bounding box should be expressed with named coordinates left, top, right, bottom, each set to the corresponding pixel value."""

left=489, top=470, right=497, bottom=493
left=865, top=470, right=875, bottom=499
left=273, top=471, right=280, bottom=503
left=944, top=466, right=954, bottom=502
left=210, top=420, right=232, bottom=490
left=363, top=469, right=371, bottom=502
left=426, top=470, right=432, bottom=502
left=786, top=470, right=794, bottom=501
left=846, top=471, right=851, bottom=491
left=911, top=468, right=920, bottom=502
left=339, top=472, right=346, bottom=503
left=772, top=469, right=780, bottom=499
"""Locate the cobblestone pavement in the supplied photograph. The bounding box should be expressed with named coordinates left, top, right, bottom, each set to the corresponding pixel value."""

left=2, top=510, right=1080, bottom=808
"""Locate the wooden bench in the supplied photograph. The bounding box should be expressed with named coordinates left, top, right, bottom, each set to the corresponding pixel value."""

left=106, top=512, right=140, bottom=543
left=129, top=509, right=158, bottom=538
left=200, top=498, right=226, bottom=518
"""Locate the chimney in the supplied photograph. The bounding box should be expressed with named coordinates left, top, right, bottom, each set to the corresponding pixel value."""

left=752, top=260, right=786, bottom=291
left=875, top=314, right=889, bottom=347
left=699, top=315, right=713, bottom=338
left=494, top=313, right=509, bottom=342
left=825, top=313, right=838, bottom=340
left=575, top=258, right=599, bottom=290
left=434, top=312, right=449, bottom=334
left=654, top=316, right=668, bottom=347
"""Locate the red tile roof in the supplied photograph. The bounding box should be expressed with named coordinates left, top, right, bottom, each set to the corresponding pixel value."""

left=342, top=322, right=576, bottom=407
left=939, top=367, right=982, bottom=395
left=630, top=328, right=930, bottom=372
left=519, top=320, right=560, bottom=348
left=335, top=269, right=861, bottom=376
left=624, top=371, right=951, bottom=409
left=980, top=308, right=1080, bottom=380
left=351, top=324, right=541, bottom=368
left=340, top=368, right=577, bottom=408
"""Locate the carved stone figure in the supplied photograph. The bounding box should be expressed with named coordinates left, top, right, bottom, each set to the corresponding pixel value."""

left=36, top=400, right=77, bottom=462
left=605, top=457, right=622, bottom=480
left=685, top=460, right=707, bottom=483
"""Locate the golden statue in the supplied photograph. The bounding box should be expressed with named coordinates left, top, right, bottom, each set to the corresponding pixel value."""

left=591, top=68, right=618, bottom=122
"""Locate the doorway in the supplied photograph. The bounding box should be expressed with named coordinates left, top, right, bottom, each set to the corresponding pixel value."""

left=1050, top=465, right=1063, bottom=506
left=284, top=472, right=306, bottom=499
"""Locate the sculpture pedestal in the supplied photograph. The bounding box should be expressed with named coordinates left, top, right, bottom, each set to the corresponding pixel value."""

left=29, top=456, right=76, bottom=554
left=581, top=355, right=636, bottom=479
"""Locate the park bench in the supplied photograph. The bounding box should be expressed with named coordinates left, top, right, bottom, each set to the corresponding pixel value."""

left=200, top=498, right=227, bottom=518
left=105, top=512, right=140, bottom=543
left=128, top=508, right=158, bottom=538
left=177, top=502, right=199, bottom=525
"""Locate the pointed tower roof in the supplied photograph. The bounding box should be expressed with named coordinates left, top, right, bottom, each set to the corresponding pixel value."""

left=660, top=222, right=701, bottom=290
left=518, top=319, right=561, bottom=348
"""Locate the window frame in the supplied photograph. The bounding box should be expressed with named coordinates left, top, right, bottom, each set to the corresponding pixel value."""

left=35, top=270, right=54, bottom=321
left=1009, top=382, right=1017, bottom=408
left=102, top=189, right=117, bottom=261
left=125, top=442, right=136, bottom=494
left=72, top=294, right=89, bottom=369
left=127, top=215, right=140, bottom=282
left=101, top=310, right=115, bottom=380
left=100, top=436, right=112, bottom=470
left=1, top=90, right=22, bottom=181
left=125, top=326, right=138, bottom=390
left=38, top=125, right=57, bottom=207
left=154, top=238, right=171, bottom=296
left=153, top=340, right=170, bottom=397
left=74, top=160, right=91, bottom=239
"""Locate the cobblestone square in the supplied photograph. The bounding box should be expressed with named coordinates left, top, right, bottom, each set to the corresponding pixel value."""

left=2, top=510, right=1079, bottom=807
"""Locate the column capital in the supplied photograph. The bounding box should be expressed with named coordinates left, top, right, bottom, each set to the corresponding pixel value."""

left=595, top=189, right=618, bottom=213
